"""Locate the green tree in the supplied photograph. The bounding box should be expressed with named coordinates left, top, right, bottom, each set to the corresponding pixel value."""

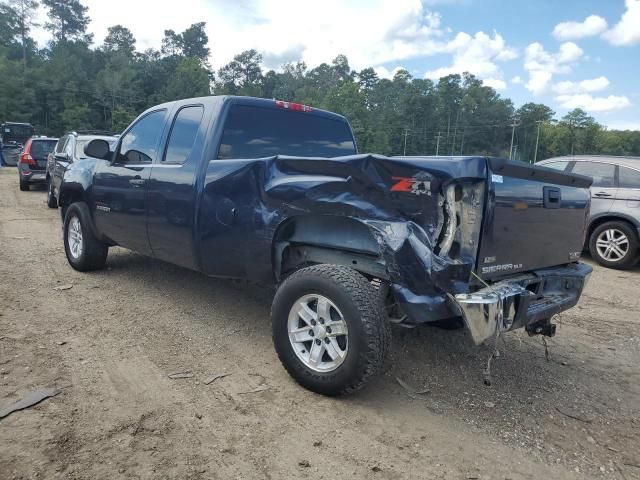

left=102, top=25, right=136, bottom=56
left=43, top=0, right=91, bottom=43
left=8, top=0, right=39, bottom=69
left=162, top=57, right=210, bottom=101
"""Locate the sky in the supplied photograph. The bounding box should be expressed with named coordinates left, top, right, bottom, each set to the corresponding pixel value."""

left=31, top=0, right=640, bottom=130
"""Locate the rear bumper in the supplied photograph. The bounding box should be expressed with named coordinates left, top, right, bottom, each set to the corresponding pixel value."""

left=19, top=169, right=46, bottom=183
left=452, top=262, right=592, bottom=345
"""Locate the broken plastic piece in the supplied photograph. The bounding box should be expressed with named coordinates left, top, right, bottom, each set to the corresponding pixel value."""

left=0, top=387, right=61, bottom=419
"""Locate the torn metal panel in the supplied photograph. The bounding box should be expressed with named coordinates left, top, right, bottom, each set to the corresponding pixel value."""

left=0, top=388, right=61, bottom=420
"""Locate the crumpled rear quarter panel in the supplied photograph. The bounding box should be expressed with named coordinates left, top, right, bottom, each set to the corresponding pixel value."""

left=197, top=154, right=489, bottom=323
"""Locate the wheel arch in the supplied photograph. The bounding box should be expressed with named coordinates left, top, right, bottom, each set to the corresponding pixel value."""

left=271, top=215, right=385, bottom=282
left=588, top=214, right=640, bottom=242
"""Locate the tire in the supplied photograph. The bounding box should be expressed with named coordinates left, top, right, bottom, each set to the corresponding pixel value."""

left=19, top=180, right=29, bottom=191
left=46, top=178, right=58, bottom=208
left=589, top=221, right=639, bottom=270
left=272, top=264, right=389, bottom=396
left=63, top=202, right=108, bottom=271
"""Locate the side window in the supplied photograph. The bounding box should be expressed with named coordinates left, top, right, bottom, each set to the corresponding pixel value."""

left=56, top=136, right=67, bottom=153
left=571, top=162, right=616, bottom=188
left=619, top=167, right=640, bottom=189
left=116, top=110, right=166, bottom=164
left=542, top=161, right=569, bottom=171
left=163, top=106, right=204, bottom=164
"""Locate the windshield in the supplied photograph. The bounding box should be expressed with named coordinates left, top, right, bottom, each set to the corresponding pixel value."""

left=218, top=105, right=357, bottom=159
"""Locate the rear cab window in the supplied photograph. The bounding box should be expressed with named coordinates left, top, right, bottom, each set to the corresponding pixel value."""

left=218, top=104, right=357, bottom=159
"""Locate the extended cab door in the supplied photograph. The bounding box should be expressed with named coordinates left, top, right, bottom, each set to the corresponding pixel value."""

left=147, top=104, right=206, bottom=269
left=92, top=109, right=169, bottom=254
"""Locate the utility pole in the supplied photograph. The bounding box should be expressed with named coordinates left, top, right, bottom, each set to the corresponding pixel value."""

left=533, top=120, right=543, bottom=164
left=509, top=116, right=520, bottom=160
left=402, top=128, right=409, bottom=156
left=435, top=131, right=442, bottom=155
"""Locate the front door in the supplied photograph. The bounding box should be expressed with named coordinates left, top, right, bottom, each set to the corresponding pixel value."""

left=93, top=109, right=169, bottom=255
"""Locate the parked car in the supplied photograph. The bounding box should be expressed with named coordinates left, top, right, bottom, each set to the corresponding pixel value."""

left=538, top=156, right=640, bottom=269
left=1, top=122, right=35, bottom=166
left=17, top=136, right=58, bottom=191
left=56, top=96, right=592, bottom=395
left=46, top=131, right=118, bottom=208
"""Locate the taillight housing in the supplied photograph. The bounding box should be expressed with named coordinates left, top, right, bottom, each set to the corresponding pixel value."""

left=20, top=153, right=36, bottom=165
left=275, top=100, right=312, bottom=112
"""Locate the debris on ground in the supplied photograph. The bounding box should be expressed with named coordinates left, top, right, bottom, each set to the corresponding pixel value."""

left=395, top=376, right=430, bottom=396
left=555, top=406, right=594, bottom=423
left=298, top=460, right=311, bottom=468
left=167, top=371, right=194, bottom=379
left=56, top=341, right=66, bottom=346
left=0, top=388, right=62, bottom=419
left=203, top=373, right=230, bottom=385
left=53, top=284, right=73, bottom=291
left=238, top=385, right=269, bottom=394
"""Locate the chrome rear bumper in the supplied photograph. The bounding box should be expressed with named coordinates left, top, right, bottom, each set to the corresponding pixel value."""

left=451, top=263, right=592, bottom=345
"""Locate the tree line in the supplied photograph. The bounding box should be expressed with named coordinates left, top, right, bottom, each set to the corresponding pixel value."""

left=1, top=0, right=639, bottom=161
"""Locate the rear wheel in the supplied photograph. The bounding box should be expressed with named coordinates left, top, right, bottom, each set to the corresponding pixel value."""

left=271, top=264, right=389, bottom=396
left=46, top=178, right=58, bottom=208
left=589, top=221, right=639, bottom=270
left=63, top=202, right=108, bottom=271
left=19, top=180, right=29, bottom=191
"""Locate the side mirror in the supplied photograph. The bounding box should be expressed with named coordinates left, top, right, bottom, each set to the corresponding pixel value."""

left=84, top=139, right=111, bottom=160
left=54, top=152, right=69, bottom=162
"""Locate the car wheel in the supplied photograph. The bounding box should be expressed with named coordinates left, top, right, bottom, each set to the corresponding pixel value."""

left=271, top=264, right=389, bottom=396
left=46, top=178, right=58, bottom=208
left=19, top=180, right=29, bottom=191
left=63, top=202, right=108, bottom=271
left=589, top=221, right=639, bottom=270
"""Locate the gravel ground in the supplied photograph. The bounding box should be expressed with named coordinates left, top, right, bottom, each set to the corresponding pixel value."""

left=0, top=167, right=639, bottom=480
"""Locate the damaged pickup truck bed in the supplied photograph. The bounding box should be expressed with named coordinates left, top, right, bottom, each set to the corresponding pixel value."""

left=58, top=95, right=593, bottom=395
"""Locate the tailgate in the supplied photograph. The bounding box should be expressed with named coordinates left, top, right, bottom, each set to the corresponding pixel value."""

left=477, top=158, right=592, bottom=280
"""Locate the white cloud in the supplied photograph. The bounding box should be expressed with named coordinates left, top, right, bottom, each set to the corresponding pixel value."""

left=552, top=76, right=610, bottom=95
left=606, top=121, right=640, bottom=131
left=602, top=0, right=640, bottom=46
left=552, top=15, right=608, bottom=40
left=374, top=66, right=407, bottom=79
left=523, top=42, right=584, bottom=94
left=511, top=75, right=523, bottom=84
left=424, top=31, right=517, bottom=88
left=32, top=0, right=457, bottom=71
left=555, top=94, right=632, bottom=112
left=483, top=78, right=507, bottom=90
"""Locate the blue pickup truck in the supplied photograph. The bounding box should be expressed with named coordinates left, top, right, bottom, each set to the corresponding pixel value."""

left=56, top=95, right=593, bottom=395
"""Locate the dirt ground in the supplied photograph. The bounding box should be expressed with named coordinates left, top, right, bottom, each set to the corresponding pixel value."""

left=0, top=167, right=638, bottom=480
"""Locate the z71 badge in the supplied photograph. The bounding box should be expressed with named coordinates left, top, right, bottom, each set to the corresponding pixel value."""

left=391, top=176, right=432, bottom=196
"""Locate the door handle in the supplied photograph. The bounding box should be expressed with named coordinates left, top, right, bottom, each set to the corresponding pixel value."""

left=129, top=178, right=145, bottom=186
left=594, top=192, right=611, bottom=197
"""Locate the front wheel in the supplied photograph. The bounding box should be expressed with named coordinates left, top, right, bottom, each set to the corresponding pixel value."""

left=271, top=265, right=389, bottom=396
left=589, top=221, right=639, bottom=270
left=63, top=202, right=108, bottom=271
